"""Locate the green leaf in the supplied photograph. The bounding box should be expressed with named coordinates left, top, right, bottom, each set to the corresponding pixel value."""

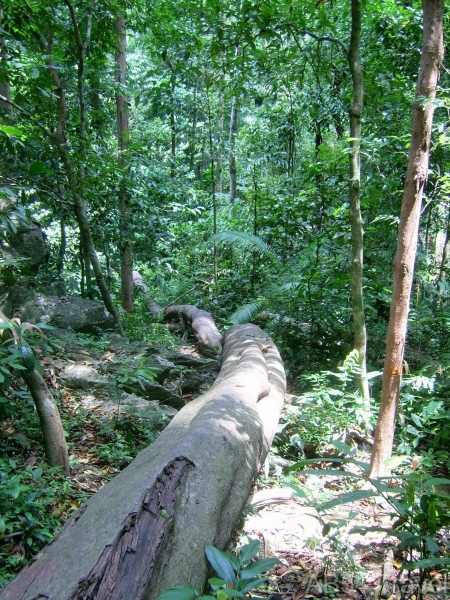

left=239, top=539, right=260, bottom=564
left=329, top=440, right=355, bottom=456
left=384, top=455, right=410, bottom=469
left=205, top=546, right=236, bottom=584
left=218, top=590, right=243, bottom=598
left=300, top=469, right=357, bottom=477
left=20, top=345, right=35, bottom=372
left=403, top=557, right=450, bottom=570
left=236, top=577, right=266, bottom=593
left=318, top=490, right=379, bottom=512
left=239, top=557, right=280, bottom=579
left=29, top=161, right=46, bottom=175
left=287, top=483, right=308, bottom=497
left=210, top=231, right=276, bottom=259
left=156, top=586, right=199, bottom=600
left=0, top=124, right=26, bottom=139
left=422, top=478, right=450, bottom=489
left=208, top=578, right=227, bottom=590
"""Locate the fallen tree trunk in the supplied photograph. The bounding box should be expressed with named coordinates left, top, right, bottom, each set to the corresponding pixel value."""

left=0, top=323, right=285, bottom=600
left=132, top=271, right=163, bottom=314
left=164, top=304, right=222, bottom=356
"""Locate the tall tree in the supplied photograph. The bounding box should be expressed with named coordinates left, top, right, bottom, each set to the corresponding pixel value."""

left=370, top=0, right=444, bottom=477
left=115, top=12, right=134, bottom=312
left=347, top=0, right=370, bottom=401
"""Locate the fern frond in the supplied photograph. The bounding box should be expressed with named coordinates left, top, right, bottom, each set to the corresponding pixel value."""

left=210, top=230, right=276, bottom=259
left=230, top=299, right=266, bottom=324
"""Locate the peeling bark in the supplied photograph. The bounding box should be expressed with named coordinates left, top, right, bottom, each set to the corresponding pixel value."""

left=0, top=323, right=285, bottom=600
left=164, top=304, right=222, bottom=355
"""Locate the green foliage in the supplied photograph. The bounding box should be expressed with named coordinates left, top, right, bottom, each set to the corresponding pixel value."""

left=0, top=458, right=83, bottom=587
left=156, top=539, right=280, bottom=600
left=275, top=352, right=377, bottom=459
left=210, top=231, right=276, bottom=260
left=288, top=445, right=450, bottom=578
left=115, top=364, right=158, bottom=392
left=92, top=410, right=171, bottom=470
left=0, top=319, right=53, bottom=417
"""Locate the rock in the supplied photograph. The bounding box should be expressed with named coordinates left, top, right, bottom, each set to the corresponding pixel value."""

left=1, top=215, right=49, bottom=273
left=79, top=393, right=177, bottom=422
left=18, top=294, right=114, bottom=333
left=59, top=364, right=114, bottom=393
left=125, top=381, right=184, bottom=409
left=166, top=352, right=219, bottom=372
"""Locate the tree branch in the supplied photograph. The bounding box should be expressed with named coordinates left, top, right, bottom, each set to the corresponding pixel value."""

left=0, top=94, right=53, bottom=139
left=287, top=24, right=348, bottom=56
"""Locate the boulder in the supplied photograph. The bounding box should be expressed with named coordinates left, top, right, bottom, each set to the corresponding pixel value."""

left=18, top=295, right=114, bottom=333
left=59, top=364, right=114, bottom=393
left=1, top=216, right=49, bottom=273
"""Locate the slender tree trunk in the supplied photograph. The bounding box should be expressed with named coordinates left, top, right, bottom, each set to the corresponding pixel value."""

left=216, top=94, right=224, bottom=193
left=22, top=369, right=70, bottom=476
left=228, top=93, right=238, bottom=219
left=170, top=80, right=176, bottom=179
left=115, top=13, right=134, bottom=312
left=436, top=203, right=450, bottom=286
left=189, top=81, right=198, bottom=173
left=0, top=312, right=70, bottom=476
left=370, top=0, right=444, bottom=477
left=0, top=9, right=12, bottom=116
left=56, top=213, right=66, bottom=275
left=347, top=0, right=370, bottom=402
left=53, top=4, right=125, bottom=334
left=207, top=88, right=218, bottom=286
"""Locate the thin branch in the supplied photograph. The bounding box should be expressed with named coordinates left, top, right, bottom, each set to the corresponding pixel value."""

left=0, top=94, right=53, bottom=139
left=287, top=24, right=348, bottom=56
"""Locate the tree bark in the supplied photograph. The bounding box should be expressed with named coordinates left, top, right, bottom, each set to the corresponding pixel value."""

left=228, top=93, right=238, bottom=218
left=0, top=311, right=70, bottom=476
left=0, top=323, right=285, bottom=600
left=370, top=0, right=444, bottom=477
left=164, top=304, right=222, bottom=356
left=347, top=0, right=370, bottom=401
left=115, top=13, right=134, bottom=312
left=21, top=369, right=70, bottom=477
left=0, top=9, right=12, bottom=116
left=132, top=271, right=162, bottom=314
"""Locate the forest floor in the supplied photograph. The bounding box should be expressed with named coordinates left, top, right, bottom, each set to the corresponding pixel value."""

left=4, top=331, right=449, bottom=599
left=240, top=479, right=449, bottom=600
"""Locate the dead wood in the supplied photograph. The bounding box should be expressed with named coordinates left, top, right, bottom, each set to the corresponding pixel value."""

left=0, top=323, right=285, bottom=600
left=132, top=271, right=162, bottom=314
left=164, top=304, right=222, bottom=356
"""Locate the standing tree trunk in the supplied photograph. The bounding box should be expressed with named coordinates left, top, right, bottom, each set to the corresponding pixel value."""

left=0, top=311, right=70, bottom=476
left=56, top=212, right=66, bottom=275
left=21, top=369, right=70, bottom=477
left=115, top=13, right=134, bottom=312
left=0, top=9, right=12, bottom=116
left=216, top=94, right=224, bottom=193
left=228, top=93, right=238, bottom=219
left=347, top=0, right=370, bottom=401
left=370, top=0, right=444, bottom=478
